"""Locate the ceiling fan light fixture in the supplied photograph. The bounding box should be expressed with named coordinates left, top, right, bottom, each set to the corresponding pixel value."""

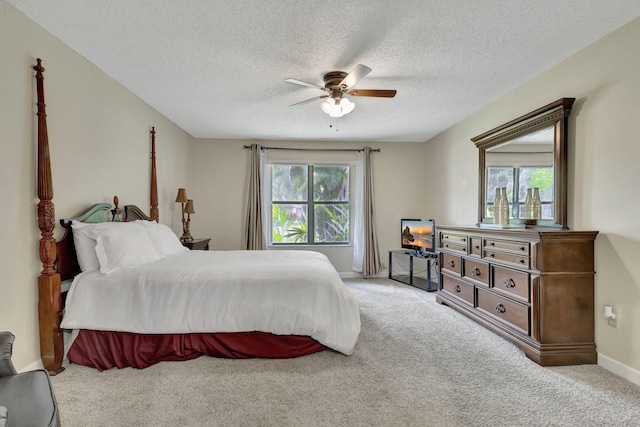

left=322, top=97, right=354, bottom=118
left=287, top=64, right=395, bottom=118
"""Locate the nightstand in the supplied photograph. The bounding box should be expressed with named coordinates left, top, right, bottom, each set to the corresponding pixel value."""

left=181, top=238, right=210, bottom=251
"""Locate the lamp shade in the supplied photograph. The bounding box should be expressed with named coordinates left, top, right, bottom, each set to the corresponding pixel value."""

left=184, top=199, right=195, bottom=214
left=341, top=98, right=355, bottom=114
left=321, top=97, right=354, bottom=118
left=175, top=188, right=188, bottom=203
left=321, top=98, right=336, bottom=114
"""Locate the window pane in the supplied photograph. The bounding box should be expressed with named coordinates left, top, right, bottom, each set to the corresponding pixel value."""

left=518, top=166, right=554, bottom=219
left=486, top=167, right=514, bottom=216
left=272, top=204, right=308, bottom=243
left=313, top=166, right=349, bottom=202
left=271, top=165, right=307, bottom=201
left=314, top=204, right=349, bottom=243
left=519, top=167, right=554, bottom=202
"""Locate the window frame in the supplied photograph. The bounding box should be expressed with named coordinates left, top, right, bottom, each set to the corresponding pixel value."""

left=267, top=160, right=354, bottom=247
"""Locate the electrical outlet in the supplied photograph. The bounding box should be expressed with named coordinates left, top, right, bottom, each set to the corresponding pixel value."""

left=604, top=305, right=618, bottom=328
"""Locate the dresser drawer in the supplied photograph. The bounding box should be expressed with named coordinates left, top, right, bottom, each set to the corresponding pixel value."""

left=484, top=238, right=529, bottom=256
left=440, top=233, right=469, bottom=255
left=477, top=288, right=530, bottom=335
left=441, top=232, right=468, bottom=245
left=441, top=274, right=474, bottom=306
left=485, top=250, right=529, bottom=269
left=463, top=258, right=489, bottom=286
left=441, top=253, right=462, bottom=275
left=492, top=265, right=530, bottom=302
left=441, top=241, right=468, bottom=255
left=470, top=237, right=482, bottom=256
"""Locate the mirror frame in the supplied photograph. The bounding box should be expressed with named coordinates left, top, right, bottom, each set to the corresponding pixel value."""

left=472, top=98, right=575, bottom=229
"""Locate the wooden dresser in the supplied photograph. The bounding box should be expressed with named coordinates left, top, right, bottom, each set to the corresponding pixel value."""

left=436, top=225, right=598, bottom=366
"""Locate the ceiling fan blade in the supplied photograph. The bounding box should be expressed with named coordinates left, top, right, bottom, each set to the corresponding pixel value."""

left=348, top=89, right=397, bottom=98
left=338, top=64, right=372, bottom=89
left=289, top=95, right=329, bottom=107
left=285, top=78, right=328, bottom=91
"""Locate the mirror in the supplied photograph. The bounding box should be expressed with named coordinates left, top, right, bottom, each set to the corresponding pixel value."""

left=472, top=98, right=575, bottom=229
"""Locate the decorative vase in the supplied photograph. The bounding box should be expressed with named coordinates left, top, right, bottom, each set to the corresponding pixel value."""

left=532, top=187, right=542, bottom=219
left=499, top=187, right=509, bottom=225
left=524, top=188, right=533, bottom=219
left=493, top=188, right=502, bottom=224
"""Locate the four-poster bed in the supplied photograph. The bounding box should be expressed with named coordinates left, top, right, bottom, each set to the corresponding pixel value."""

left=34, top=59, right=360, bottom=373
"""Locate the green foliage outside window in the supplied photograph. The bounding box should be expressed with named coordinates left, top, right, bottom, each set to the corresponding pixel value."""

left=271, top=164, right=349, bottom=244
left=487, top=166, right=554, bottom=219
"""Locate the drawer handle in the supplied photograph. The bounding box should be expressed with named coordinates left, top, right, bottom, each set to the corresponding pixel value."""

left=474, top=245, right=480, bottom=250
left=519, top=259, right=526, bottom=264
left=489, top=242, right=495, bottom=246
left=471, top=267, right=481, bottom=277
left=448, top=260, right=456, bottom=268
left=462, top=238, right=466, bottom=242
left=462, top=247, right=467, bottom=252
left=454, top=285, right=461, bottom=293
left=495, top=303, right=506, bottom=314
left=504, top=278, right=516, bottom=288
left=520, top=246, right=526, bottom=251
left=489, top=254, right=495, bottom=258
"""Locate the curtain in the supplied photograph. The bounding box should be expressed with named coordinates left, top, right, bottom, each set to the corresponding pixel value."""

left=353, top=147, right=381, bottom=275
left=244, top=144, right=266, bottom=250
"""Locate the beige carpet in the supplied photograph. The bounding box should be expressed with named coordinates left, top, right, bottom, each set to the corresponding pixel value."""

left=50, top=278, right=640, bottom=426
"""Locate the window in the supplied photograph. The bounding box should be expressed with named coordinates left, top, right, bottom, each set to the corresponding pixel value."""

left=486, top=166, right=554, bottom=218
left=270, top=164, right=350, bottom=245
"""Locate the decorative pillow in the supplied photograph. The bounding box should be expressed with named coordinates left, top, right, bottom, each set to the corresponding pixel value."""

left=71, top=221, right=101, bottom=272
left=138, top=221, right=189, bottom=257
left=91, top=222, right=162, bottom=274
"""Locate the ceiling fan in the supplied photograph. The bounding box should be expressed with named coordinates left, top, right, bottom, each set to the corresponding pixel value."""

left=285, top=64, right=397, bottom=118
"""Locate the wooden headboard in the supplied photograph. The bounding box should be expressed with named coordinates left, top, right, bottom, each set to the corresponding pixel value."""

left=56, top=198, right=155, bottom=282
left=34, top=58, right=159, bottom=374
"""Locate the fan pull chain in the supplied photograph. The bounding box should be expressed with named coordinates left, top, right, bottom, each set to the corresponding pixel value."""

left=329, top=118, right=339, bottom=132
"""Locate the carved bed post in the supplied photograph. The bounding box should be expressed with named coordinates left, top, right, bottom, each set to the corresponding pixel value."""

left=34, top=58, right=64, bottom=375
left=150, top=127, right=159, bottom=222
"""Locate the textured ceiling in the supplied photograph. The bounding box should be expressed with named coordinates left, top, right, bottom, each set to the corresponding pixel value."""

left=8, top=1, right=640, bottom=142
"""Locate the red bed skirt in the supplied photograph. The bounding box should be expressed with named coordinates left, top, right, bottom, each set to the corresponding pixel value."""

left=67, top=330, right=325, bottom=371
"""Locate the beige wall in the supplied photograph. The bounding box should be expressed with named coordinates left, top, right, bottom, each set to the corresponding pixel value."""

left=189, top=139, right=430, bottom=273
left=0, top=1, right=191, bottom=370
left=426, top=17, right=640, bottom=381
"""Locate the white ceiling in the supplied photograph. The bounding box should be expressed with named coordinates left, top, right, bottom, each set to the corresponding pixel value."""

left=8, top=1, right=640, bottom=142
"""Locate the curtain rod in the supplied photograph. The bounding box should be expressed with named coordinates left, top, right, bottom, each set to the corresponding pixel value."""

left=243, top=145, right=380, bottom=153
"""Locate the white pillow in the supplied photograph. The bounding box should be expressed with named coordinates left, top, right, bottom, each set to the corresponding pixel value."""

left=138, top=221, right=189, bottom=257
left=91, top=222, right=162, bottom=274
left=71, top=220, right=101, bottom=272
left=72, top=221, right=162, bottom=274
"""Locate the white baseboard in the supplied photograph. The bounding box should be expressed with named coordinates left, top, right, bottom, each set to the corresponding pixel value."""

left=339, top=270, right=388, bottom=279
left=598, top=353, right=640, bottom=387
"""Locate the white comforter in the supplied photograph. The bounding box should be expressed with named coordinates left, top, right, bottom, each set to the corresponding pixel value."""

left=61, top=250, right=361, bottom=355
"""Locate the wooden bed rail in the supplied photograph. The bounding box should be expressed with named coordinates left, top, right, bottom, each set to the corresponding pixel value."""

left=34, top=58, right=64, bottom=375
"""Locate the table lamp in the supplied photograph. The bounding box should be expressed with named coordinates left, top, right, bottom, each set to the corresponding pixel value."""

left=175, top=188, right=192, bottom=241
